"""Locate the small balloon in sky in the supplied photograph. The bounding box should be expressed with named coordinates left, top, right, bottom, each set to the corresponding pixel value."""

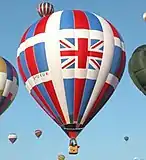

left=35, top=129, right=42, bottom=138
left=143, top=12, right=146, bottom=21
left=58, top=154, right=65, bottom=160
left=8, top=133, right=17, bottom=144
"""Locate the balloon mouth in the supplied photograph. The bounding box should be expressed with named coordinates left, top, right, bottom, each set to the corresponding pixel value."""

left=61, top=124, right=83, bottom=138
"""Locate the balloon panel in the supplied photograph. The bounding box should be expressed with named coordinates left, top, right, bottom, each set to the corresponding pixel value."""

left=17, top=10, right=126, bottom=138
left=0, top=57, right=19, bottom=116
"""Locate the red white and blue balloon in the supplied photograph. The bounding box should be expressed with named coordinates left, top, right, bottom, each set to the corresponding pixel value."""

left=17, top=10, right=126, bottom=138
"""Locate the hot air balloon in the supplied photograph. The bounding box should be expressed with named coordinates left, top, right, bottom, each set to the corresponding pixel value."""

left=35, top=129, right=42, bottom=138
left=124, top=136, right=129, bottom=141
left=37, top=2, right=54, bottom=17
left=58, top=154, right=65, bottom=160
left=129, top=45, right=146, bottom=95
left=143, top=12, right=146, bottom=21
left=17, top=7, right=126, bottom=154
left=0, top=57, right=19, bottom=116
left=8, top=133, right=17, bottom=144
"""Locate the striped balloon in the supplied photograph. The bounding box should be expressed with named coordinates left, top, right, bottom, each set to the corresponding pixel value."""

left=35, top=129, right=42, bottom=138
left=8, top=133, right=17, bottom=144
left=17, top=10, right=126, bottom=139
left=58, top=154, right=65, bottom=160
left=0, top=57, right=19, bottom=116
left=37, top=2, right=54, bottom=17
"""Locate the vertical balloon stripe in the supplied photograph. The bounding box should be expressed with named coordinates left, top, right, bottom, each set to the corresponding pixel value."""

left=60, top=10, right=75, bottom=123
left=4, top=59, right=13, bottom=81
left=84, top=11, right=103, bottom=31
left=115, top=51, right=126, bottom=79
left=12, top=67, right=19, bottom=85
left=34, top=16, right=49, bottom=35
left=44, top=81, right=67, bottom=124
left=17, top=57, right=27, bottom=82
left=19, top=52, right=31, bottom=79
left=74, top=79, right=85, bottom=122
left=45, top=11, right=70, bottom=123
left=25, top=47, right=39, bottom=75
left=110, top=46, right=122, bottom=75
left=33, top=43, right=49, bottom=72
left=25, top=21, right=39, bottom=39
left=12, top=66, right=17, bottom=78
left=73, top=10, right=89, bottom=29
left=63, top=79, right=74, bottom=123
left=31, top=89, right=61, bottom=125
left=83, top=83, right=114, bottom=126
left=60, top=10, right=74, bottom=29
left=0, top=58, right=7, bottom=92
left=73, top=11, right=90, bottom=122
left=78, top=79, right=96, bottom=123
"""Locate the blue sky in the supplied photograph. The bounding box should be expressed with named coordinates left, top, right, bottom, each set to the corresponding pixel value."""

left=0, top=0, right=146, bottom=160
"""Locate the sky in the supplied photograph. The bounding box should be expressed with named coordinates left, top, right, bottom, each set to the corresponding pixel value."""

left=0, top=0, right=146, bottom=160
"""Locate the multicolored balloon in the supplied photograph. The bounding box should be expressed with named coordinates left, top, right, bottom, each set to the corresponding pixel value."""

left=37, top=2, right=54, bottom=17
left=58, top=154, right=65, bottom=160
left=0, top=57, right=19, bottom=116
left=17, top=9, right=125, bottom=143
left=8, top=133, right=17, bottom=144
left=35, top=129, right=42, bottom=138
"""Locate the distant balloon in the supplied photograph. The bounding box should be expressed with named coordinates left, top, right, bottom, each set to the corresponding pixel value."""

left=58, top=154, right=65, bottom=160
left=124, top=136, right=129, bottom=141
left=128, top=45, right=146, bottom=95
left=0, top=57, right=19, bottom=116
left=8, top=133, right=17, bottom=144
left=37, top=2, right=54, bottom=17
left=35, top=129, right=42, bottom=138
left=143, top=12, right=146, bottom=21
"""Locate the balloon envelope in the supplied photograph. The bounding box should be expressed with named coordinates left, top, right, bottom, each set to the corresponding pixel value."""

left=35, top=129, right=42, bottom=138
left=128, top=45, right=146, bottom=95
left=58, top=154, right=65, bottom=160
left=0, top=57, right=19, bottom=116
left=37, top=2, right=54, bottom=17
left=17, top=10, right=126, bottom=139
left=124, top=136, right=129, bottom=141
left=8, top=133, right=17, bottom=144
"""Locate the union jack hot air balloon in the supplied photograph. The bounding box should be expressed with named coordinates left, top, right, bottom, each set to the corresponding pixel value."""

left=17, top=5, right=126, bottom=154
left=0, top=57, right=19, bottom=116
